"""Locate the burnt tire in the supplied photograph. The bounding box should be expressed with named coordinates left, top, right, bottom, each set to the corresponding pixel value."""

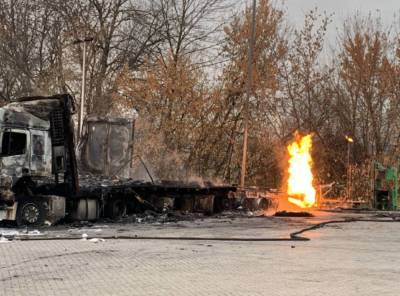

left=16, top=199, right=46, bottom=226
left=105, top=199, right=127, bottom=219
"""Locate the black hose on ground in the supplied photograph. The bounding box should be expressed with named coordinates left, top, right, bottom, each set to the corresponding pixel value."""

left=290, top=218, right=399, bottom=240
left=4, top=218, right=399, bottom=242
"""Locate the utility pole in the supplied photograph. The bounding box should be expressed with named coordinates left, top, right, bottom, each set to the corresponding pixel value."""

left=345, top=135, right=354, bottom=200
left=74, top=37, right=94, bottom=139
left=240, top=0, right=257, bottom=189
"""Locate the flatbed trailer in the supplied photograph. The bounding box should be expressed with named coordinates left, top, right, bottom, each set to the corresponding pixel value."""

left=0, top=94, right=236, bottom=225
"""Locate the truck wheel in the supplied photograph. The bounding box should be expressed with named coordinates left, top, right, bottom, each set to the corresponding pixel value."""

left=105, top=199, right=127, bottom=219
left=16, top=199, right=46, bottom=226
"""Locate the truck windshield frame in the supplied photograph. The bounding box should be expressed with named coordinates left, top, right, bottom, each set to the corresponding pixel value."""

left=1, top=130, right=27, bottom=156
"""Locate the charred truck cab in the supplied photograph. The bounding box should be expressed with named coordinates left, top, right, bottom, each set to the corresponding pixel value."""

left=0, top=94, right=77, bottom=225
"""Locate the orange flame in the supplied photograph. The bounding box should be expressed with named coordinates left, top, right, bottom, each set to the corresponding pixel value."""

left=287, top=133, right=316, bottom=209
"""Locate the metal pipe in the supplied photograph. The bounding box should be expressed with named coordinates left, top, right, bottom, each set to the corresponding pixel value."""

left=138, top=155, right=155, bottom=184
left=74, top=37, right=93, bottom=140
left=79, top=41, right=86, bottom=138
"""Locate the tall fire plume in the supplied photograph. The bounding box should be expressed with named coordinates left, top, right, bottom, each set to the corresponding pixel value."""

left=287, top=132, right=316, bottom=209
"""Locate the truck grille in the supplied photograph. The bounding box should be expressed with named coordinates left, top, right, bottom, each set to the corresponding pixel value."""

left=50, top=109, right=65, bottom=146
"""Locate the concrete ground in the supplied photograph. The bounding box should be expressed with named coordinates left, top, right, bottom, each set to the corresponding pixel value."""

left=1, top=211, right=400, bottom=296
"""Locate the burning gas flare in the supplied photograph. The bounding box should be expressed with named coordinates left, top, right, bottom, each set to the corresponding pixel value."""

left=287, top=132, right=316, bottom=209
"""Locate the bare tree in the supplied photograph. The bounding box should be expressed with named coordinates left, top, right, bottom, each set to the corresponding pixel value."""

left=50, top=0, right=166, bottom=114
left=0, top=0, right=67, bottom=99
left=334, top=15, right=400, bottom=158
left=156, top=0, right=230, bottom=66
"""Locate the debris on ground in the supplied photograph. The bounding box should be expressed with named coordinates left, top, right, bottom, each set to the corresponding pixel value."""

left=26, top=230, right=41, bottom=235
left=80, top=233, right=105, bottom=242
left=0, top=236, right=10, bottom=243
left=0, top=229, right=19, bottom=236
left=274, top=211, right=314, bottom=218
left=88, top=238, right=105, bottom=243
left=103, top=210, right=206, bottom=224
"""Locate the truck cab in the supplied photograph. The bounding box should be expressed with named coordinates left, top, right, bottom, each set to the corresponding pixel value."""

left=0, top=95, right=77, bottom=225
left=0, top=112, right=52, bottom=178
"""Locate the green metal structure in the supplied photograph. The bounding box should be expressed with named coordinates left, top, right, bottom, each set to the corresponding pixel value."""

left=374, top=161, right=399, bottom=210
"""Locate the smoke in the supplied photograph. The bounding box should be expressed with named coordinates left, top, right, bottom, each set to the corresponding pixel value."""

left=131, top=116, right=216, bottom=184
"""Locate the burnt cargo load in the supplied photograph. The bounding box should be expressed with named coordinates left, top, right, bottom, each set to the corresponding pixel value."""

left=80, top=115, right=135, bottom=178
left=0, top=94, right=235, bottom=226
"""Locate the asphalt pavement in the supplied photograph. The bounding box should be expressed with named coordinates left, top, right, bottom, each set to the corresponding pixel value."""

left=1, top=211, right=399, bottom=296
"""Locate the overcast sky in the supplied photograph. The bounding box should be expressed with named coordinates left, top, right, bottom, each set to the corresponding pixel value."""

left=237, top=0, right=400, bottom=55
left=238, top=0, right=400, bottom=31
left=284, top=0, right=400, bottom=28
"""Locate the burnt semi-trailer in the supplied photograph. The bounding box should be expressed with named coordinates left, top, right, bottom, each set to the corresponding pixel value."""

left=0, top=94, right=235, bottom=226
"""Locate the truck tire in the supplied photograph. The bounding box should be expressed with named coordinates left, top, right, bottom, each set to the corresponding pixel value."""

left=105, top=199, right=127, bottom=219
left=16, top=199, right=46, bottom=226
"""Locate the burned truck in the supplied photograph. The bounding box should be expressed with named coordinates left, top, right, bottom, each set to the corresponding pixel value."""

left=0, top=94, right=235, bottom=225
